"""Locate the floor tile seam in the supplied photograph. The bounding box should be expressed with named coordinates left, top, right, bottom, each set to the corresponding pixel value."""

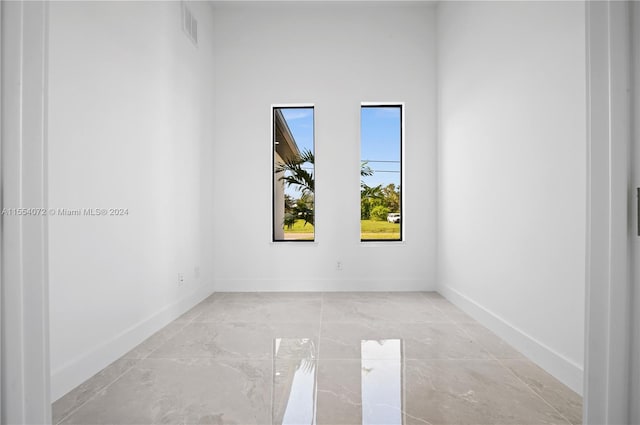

left=174, top=304, right=208, bottom=325
left=320, top=320, right=456, bottom=324
left=457, top=328, right=526, bottom=361
left=424, top=297, right=459, bottom=316
left=59, top=314, right=199, bottom=423
left=58, top=320, right=269, bottom=422
left=317, top=357, right=504, bottom=363
left=137, top=320, right=194, bottom=361
left=451, top=318, right=479, bottom=323
left=419, top=292, right=445, bottom=305
left=313, top=292, right=322, bottom=425
left=55, top=359, right=140, bottom=425
left=184, top=319, right=322, bottom=324
left=183, top=312, right=199, bottom=326
left=184, top=310, right=206, bottom=323
left=396, top=389, right=436, bottom=425
left=450, top=320, right=496, bottom=360
left=213, top=291, right=228, bottom=299
left=495, top=357, right=575, bottom=425
left=450, top=318, right=528, bottom=361
left=120, top=322, right=192, bottom=361
left=316, top=355, right=499, bottom=361
left=189, top=320, right=323, bottom=324
left=147, top=353, right=317, bottom=362
left=154, top=319, right=193, bottom=352
left=144, top=355, right=278, bottom=360
left=136, top=357, right=275, bottom=366
left=317, top=292, right=325, bottom=362
left=270, top=342, right=275, bottom=425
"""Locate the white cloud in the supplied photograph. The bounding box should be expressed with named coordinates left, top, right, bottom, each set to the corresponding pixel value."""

left=281, top=109, right=313, bottom=121
left=373, top=107, right=401, bottom=119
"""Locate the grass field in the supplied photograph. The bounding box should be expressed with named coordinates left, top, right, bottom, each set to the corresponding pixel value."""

left=281, top=220, right=314, bottom=240
left=360, top=219, right=400, bottom=240
left=284, top=220, right=314, bottom=233
left=282, top=219, right=400, bottom=240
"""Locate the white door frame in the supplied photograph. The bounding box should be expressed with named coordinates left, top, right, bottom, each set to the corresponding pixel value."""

left=584, top=1, right=634, bottom=424
left=629, top=3, right=640, bottom=423
left=1, top=1, right=51, bottom=423
left=1, top=2, right=4, bottom=420
left=0, top=1, right=635, bottom=424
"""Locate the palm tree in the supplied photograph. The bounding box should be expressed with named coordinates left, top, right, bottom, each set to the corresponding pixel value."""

left=360, top=160, right=382, bottom=198
left=275, top=149, right=315, bottom=195
left=360, top=161, right=384, bottom=219
left=276, top=149, right=315, bottom=226
left=275, top=150, right=375, bottom=226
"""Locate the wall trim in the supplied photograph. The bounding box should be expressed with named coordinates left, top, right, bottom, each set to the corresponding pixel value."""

left=213, top=278, right=435, bottom=292
left=50, top=282, right=215, bottom=401
left=439, top=285, right=583, bottom=395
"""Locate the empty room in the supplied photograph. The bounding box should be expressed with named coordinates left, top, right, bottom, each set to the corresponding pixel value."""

left=2, top=0, right=639, bottom=424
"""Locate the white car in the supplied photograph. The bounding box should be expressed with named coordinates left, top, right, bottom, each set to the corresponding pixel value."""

left=387, top=213, right=401, bottom=223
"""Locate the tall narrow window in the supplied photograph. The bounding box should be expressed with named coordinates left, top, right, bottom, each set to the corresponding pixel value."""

left=273, top=106, right=315, bottom=241
left=360, top=104, right=402, bottom=241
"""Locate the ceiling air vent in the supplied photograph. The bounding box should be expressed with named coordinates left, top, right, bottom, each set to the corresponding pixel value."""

left=181, top=2, right=198, bottom=47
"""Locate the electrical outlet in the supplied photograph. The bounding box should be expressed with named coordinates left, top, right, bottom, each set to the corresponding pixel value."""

left=178, top=273, right=185, bottom=286
left=336, top=261, right=343, bottom=271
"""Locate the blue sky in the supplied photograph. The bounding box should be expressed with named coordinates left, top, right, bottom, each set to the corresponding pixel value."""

left=279, top=106, right=401, bottom=197
left=281, top=108, right=314, bottom=155
left=360, top=106, right=401, bottom=189
left=280, top=108, right=314, bottom=198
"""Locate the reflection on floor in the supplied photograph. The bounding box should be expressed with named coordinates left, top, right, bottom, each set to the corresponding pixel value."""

left=360, top=339, right=403, bottom=424
left=274, top=338, right=317, bottom=424
left=53, top=292, right=582, bottom=424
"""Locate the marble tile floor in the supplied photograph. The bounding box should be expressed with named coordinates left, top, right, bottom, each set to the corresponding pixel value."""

left=53, top=292, right=582, bottom=425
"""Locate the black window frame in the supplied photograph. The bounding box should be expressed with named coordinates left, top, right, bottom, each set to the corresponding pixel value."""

left=272, top=104, right=316, bottom=243
left=360, top=103, right=403, bottom=242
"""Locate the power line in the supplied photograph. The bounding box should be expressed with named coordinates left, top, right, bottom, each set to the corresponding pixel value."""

left=280, top=167, right=398, bottom=172
left=287, top=167, right=400, bottom=173
left=282, top=168, right=398, bottom=173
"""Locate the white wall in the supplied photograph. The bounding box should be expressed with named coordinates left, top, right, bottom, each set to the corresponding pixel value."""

left=436, top=1, right=586, bottom=394
left=47, top=1, right=215, bottom=400
left=211, top=2, right=437, bottom=292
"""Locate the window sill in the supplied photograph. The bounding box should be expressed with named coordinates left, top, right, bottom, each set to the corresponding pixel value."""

left=270, top=241, right=319, bottom=247
left=360, top=240, right=406, bottom=247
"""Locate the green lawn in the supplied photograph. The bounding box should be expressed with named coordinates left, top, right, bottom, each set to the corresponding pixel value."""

left=361, top=219, right=400, bottom=240
left=283, top=219, right=400, bottom=240
left=283, top=220, right=314, bottom=233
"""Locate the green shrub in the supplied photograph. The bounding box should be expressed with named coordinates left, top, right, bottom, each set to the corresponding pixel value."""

left=370, top=205, right=390, bottom=221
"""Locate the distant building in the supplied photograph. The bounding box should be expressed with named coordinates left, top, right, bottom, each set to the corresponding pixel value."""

left=273, top=109, right=301, bottom=240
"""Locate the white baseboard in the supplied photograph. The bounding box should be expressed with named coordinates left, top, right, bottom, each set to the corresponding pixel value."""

left=438, top=285, right=584, bottom=395
left=213, top=278, right=435, bottom=292
left=50, top=281, right=215, bottom=401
